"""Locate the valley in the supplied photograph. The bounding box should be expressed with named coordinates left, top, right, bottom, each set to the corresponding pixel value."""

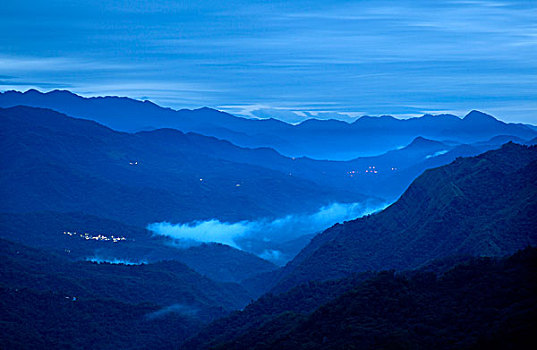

left=1, top=91, right=536, bottom=349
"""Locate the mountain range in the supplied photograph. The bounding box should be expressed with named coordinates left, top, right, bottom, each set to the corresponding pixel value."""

left=1, top=89, right=536, bottom=349
left=1, top=89, right=535, bottom=160
left=0, top=105, right=369, bottom=226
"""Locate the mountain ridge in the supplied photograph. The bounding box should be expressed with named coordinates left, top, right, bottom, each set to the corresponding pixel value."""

left=266, top=142, right=537, bottom=293
left=0, top=105, right=369, bottom=226
left=2, top=89, right=535, bottom=160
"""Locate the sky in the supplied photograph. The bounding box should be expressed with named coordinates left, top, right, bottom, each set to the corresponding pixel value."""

left=1, top=0, right=536, bottom=124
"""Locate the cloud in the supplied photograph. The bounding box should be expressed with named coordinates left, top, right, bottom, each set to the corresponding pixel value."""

left=147, top=200, right=387, bottom=261
left=0, top=56, right=131, bottom=72
left=426, top=150, right=448, bottom=159
left=303, top=111, right=361, bottom=123
left=86, top=257, right=148, bottom=265
left=147, top=219, right=251, bottom=249
left=146, top=303, right=199, bottom=320
left=223, top=105, right=363, bottom=124
left=3, top=1, right=536, bottom=123
left=251, top=108, right=307, bottom=124
left=259, top=249, right=283, bottom=262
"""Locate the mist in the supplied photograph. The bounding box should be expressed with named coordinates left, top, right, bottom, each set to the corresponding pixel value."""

left=147, top=200, right=387, bottom=263
left=86, top=256, right=148, bottom=265
left=426, top=150, right=448, bottom=159
left=146, top=303, right=199, bottom=320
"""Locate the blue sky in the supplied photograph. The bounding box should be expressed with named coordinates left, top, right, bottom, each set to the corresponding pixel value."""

left=1, top=0, right=536, bottom=123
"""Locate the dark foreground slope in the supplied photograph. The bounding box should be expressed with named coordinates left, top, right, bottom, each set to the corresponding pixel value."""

left=183, top=272, right=375, bottom=349
left=270, top=143, right=537, bottom=292
left=188, top=248, right=537, bottom=350
left=0, top=238, right=250, bottom=313
left=0, top=287, right=198, bottom=350
left=0, top=238, right=255, bottom=349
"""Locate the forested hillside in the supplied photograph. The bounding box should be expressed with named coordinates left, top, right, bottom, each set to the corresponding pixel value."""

left=270, top=143, right=537, bottom=292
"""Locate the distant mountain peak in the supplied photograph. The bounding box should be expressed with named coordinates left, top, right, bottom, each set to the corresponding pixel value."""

left=298, top=118, right=349, bottom=128
left=24, top=88, right=42, bottom=95
left=463, top=110, right=498, bottom=122
left=21, top=89, right=75, bottom=97
left=412, top=135, right=433, bottom=143
left=421, top=113, right=460, bottom=121
left=353, top=114, right=398, bottom=125
left=195, top=106, right=218, bottom=112
left=47, top=89, right=74, bottom=95
left=407, top=136, right=445, bottom=148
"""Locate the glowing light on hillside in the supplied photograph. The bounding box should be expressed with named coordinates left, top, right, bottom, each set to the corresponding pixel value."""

left=63, top=231, right=127, bottom=243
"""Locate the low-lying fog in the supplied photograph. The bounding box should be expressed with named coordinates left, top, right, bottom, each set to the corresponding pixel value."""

left=147, top=200, right=387, bottom=265
left=86, top=257, right=148, bottom=265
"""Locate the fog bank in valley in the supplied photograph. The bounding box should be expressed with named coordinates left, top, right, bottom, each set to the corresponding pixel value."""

left=148, top=200, right=387, bottom=264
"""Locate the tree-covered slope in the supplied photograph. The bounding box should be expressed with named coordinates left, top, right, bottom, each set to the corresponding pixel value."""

left=182, top=272, right=375, bottom=349
left=0, top=236, right=269, bottom=348
left=0, top=286, right=199, bottom=350
left=0, top=238, right=251, bottom=314
left=208, top=248, right=537, bottom=350
left=271, top=143, right=537, bottom=292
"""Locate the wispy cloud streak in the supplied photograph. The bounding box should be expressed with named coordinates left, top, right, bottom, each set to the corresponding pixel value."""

left=1, top=0, right=536, bottom=123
